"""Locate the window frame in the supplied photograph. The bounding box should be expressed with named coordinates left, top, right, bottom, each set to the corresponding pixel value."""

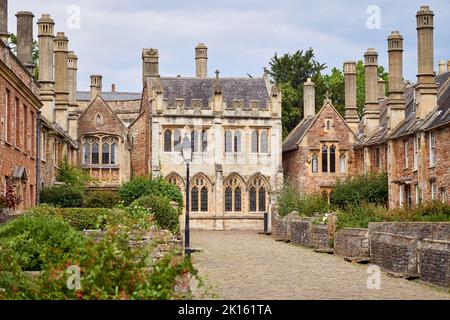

left=429, top=131, right=436, bottom=167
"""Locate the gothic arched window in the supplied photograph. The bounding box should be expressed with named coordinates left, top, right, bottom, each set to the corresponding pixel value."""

left=164, top=129, right=172, bottom=152
left=102, top=143, right=110, bottom=164
left=201, top=187, right=208, bottom=212
left=191, top=187, right=199, bottom=212
left=83, top=143, right=90, bottom=165
left=330, top=145, right=336, bottom=173
left=92, top=142, right=99, bottom=164
left=248, top=176, right=268, bottom=213
left=224, top=175, right=245, bottom=213
left=225, top=187, right=233, bottom=212
left=190, top=175, right=211, bottom=213
left=322, top=145, right=328, bottom=173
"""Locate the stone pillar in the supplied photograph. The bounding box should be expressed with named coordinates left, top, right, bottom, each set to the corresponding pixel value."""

left=415, top=6, right=437, bottom=119
left=90, top=75, right=102, bottom=100
left=195, top=43, right=208, bottom=79
left=378, top=79, right=387, bottom=100
left=303, top=78, right=315, bottom=118
left=142, top=48, right=159, bottom=84
left=344, top=61, right=359, bottom=132
left=68, top=51, right=78, bottom=140
left=387, top=31, right=406, bottom=132
left=16, top=11, right=35, bottom=74
left=0, top=0, right=9, bottom=43
left=54, top=32, right=69, bottom=131
left=363, top=48, right=380, bottom=137
left=448, top=60, right=450, bottom=72
left=37, top=14, right=55, bottom=122
left=438, top=60, right=447, bottom=75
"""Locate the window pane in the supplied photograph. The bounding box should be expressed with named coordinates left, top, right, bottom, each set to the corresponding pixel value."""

left=258, top=188, right=266, bottom=212
left=312, top=155, right=318, bottom=173
left=249, top=187, right=257, bottom=212
left=191, top=187, right=199, bottom=212
left=330, top=145, right=336, bottom=173
left=174, top=130, right=182, bottom=152
left=201, top=187, right=208, bottom=212
left=83, top=143, right=90, bottom=165
left=92, top=143, right=99, bottom=164
left=261, top=130, right=268, bottom=153
left=322, top=145, right=328, bottom=173
left=235, top=187, right=242, bottom=212
left=202, top=130, right=208, bottom=152
left=111, top=143, right=118, bottom=165
left=234, top=131, right=242, bottom=153
left=191, top=130, right=199, bottom=153
left=164, top=130, right=172, bottom=152
left=251, top=131, right=259, bottom=153
left=225, top=187, right=233, bottom=212
left=225, top=130, right=232, bottom=153
left=102, top=143, right=110, bottom=164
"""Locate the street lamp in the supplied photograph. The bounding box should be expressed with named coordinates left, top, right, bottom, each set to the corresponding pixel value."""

left=181, top=135, right=192, bottom=257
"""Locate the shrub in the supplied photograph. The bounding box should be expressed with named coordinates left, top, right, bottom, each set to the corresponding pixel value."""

left=40, top=185, right=85, bottom=208
left=331, top=172, right=388, bottom=209
left=276, top=182, right=329, bottom=217
left=107, top=205, right=154, bottom=231
left=336, top=203, right=387, bottom=229
left=28, top=205, right=110, bottom=231
left=85, top=191, right=121, bottom=208
left=0, top=214, right=86, bottom=271
left=132, top=195, right=180, bottom=233
left=57, top=158, right=94, bottom=189
left=119, top=177, right=183, bottom=208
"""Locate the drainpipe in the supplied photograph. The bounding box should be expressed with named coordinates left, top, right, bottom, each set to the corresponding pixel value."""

left=36, top=111, right=41, bottom=205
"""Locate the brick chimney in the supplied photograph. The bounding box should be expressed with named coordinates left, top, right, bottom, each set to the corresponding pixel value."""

left=37, top=14, right=55, bottom=122
left=387, top=31, right=406, bottom=132
left=438, top=60, right=446, bottom=75
left=142, top=48, right=159, bottom=85
left=303, top=78, right=315, bottom=118
left=195, top=43, right=208, bottom=79
left=112, top=84, right=116, bottom=93
left=344, top=61, right=359, bottom=132
left=90, top=75, right=102, bottom=100
left=415, top=6, right=437, bottom=119
left=363, top=48, right=380, bottom=137
left=0, top=0, right=9, bottom=44
left=16, top=11, right=35, bottom=75
left=54, top=32, right=69, bottom=131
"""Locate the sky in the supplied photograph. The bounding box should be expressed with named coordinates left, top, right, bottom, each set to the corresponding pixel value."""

left=7, top=0, right=450, bottom=92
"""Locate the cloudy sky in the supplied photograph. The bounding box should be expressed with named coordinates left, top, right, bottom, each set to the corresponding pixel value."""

left=8, top=0, right=450, bottom=92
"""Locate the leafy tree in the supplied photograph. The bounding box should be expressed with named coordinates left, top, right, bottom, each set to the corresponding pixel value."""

left=8, top=33, right=39, bottom=79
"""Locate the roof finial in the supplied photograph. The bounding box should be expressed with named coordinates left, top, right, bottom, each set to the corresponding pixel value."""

left=215, top=69, right=220, bottom=79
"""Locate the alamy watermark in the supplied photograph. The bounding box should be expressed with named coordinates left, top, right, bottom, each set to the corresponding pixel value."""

left=367, top=265, right=381, bottom=290
left=67, top=5, right=82, bottom=30
left=367, top=5, right=381, bottom=30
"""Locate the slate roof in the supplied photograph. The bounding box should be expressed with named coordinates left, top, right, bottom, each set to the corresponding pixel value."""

left=421, top=72, right=450, bottom=131
left=77, top=91, right=141, bottom=102
left=282, top=116, right=316, bottom=152
left=157, top=77, right=270, bottom=109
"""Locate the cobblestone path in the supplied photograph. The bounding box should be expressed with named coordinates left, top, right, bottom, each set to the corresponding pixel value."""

left=191, top=231, right=450, bottom=300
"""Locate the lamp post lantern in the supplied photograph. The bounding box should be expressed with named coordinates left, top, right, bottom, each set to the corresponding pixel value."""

left=181, top=135, right=192, bottom=257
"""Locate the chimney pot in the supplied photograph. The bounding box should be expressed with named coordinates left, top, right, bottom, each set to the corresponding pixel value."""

left=112, top=84, right=116, bottom=93
left=142, top=48, right=159, bottom=84
left=344, top=61, right=359, bottom=131
left=195, top=43, right=208, bottom=79
left=90, top=75, right=103, bottom=100
left=0, top=0, right=9, bottom=44
left=16, top=11, right=35, bottom=75
left=363, top=48, right=380, bottom=136
left=438, top=60, right=446, bottom=75
left=448, top=60, right=450, bottom=72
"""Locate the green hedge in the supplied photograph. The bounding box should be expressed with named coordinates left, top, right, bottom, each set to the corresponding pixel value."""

left=276, top=182, right=329, bottom=217
left=0, top=214, right=87, bottom=271
left=40, top=185, right=85, bottom=208
left=118, top=177, right=183, bottom=208
left=27, top=205, right=110, bottom=231
left=85, top=191, right=121, bottom=208
left=331, top=172, right=388, bottom=209
left=132, top=195, right=180, bottom=233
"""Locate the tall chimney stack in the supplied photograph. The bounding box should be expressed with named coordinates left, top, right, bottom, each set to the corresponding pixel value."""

left=438, top=60, right=446, bottom=75
left=377, top=78, right=387, bottom=100
left=142, top=48, right=159, bottom=85
left=448, top=60, right=450, bottom=73
left=54, top=32, right=69, bottom=131
left=387, top=31, right=406, bottom=132
left=68, top=51, right=78, bottom=105
left=0, top=0, right=9, bottom=44
left=195, top=43, right=208, bottom=79
left=344, top=61, right=359, bottom=132
left=16, top=11, right=35, bottom=75
left=90, top=75, right=102, bottom=100
left=363, top=48, right=380, bottom=137
left=37, top=14, right=55, bottom=122
left=303, top=78, right=315, bottom=118
left=415, top=6, right=437, bottom=119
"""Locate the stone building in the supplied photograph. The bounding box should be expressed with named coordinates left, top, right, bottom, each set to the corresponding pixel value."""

left=0, top=3, right=77, bottom=212
left=130, top=45, right=284, bottom=230
left=283, top=5, right=450, bottom=209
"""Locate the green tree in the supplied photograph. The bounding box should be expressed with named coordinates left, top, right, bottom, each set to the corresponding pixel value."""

left=9, top=33, right=39, bottom=79
left=265, top=49, right=326, bottom=138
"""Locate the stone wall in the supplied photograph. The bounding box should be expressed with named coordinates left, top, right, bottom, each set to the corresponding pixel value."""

left=334, top=228, right=370, bottom=260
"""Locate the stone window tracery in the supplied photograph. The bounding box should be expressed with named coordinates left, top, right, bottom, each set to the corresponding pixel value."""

left=224, top=175, right=245, bottom=213
left=225, top=129, right=242, bottom=154
left=190, top=175, right=210, bottom=213
left=82, top=136, right=120, bottom=166
left=248, top=176, right=268, bottom=213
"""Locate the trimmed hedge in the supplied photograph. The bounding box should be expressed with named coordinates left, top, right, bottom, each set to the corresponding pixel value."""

left=132, top=195, right=180, bottom=233
left=85, top=191, right=121, bottom=208
left=40, top=185, right=85, bottom=208
left=28, top=205, right=110, bottom=231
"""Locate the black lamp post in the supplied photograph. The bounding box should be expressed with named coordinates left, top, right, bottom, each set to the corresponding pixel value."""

left=181, top=135, right=192, bottom=257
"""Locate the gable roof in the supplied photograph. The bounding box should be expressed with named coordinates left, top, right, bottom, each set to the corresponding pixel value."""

left=150, top=77, right=270, bottom=109
left=79, top=95, right=128, bottom=131
left=77, top=91, right=141, bottom=102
